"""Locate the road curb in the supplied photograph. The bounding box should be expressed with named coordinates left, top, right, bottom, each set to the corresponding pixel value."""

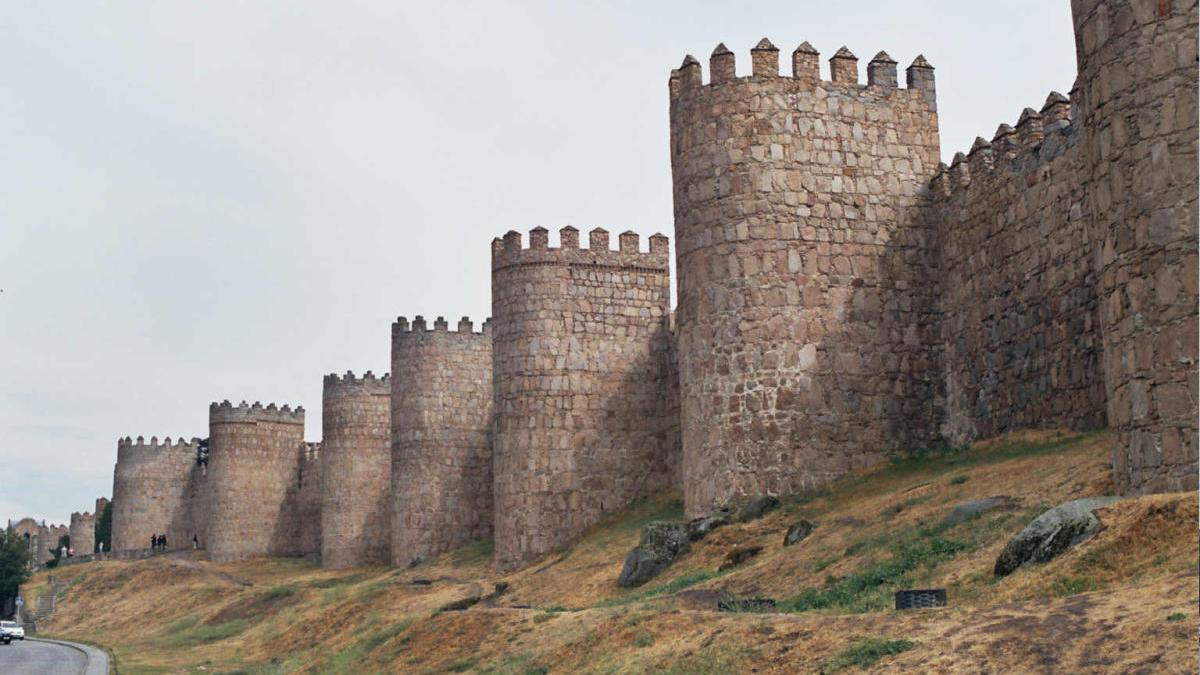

left=28, top=637, right=110, bottom=675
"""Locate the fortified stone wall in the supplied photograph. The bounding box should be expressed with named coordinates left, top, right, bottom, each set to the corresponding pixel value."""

left=321, top=372, right=391, bottom=569
left=669, top=40, right=943, bottom=517
left=204, top=401, right=305, bottom=562
left=491, top=227, right=675, bottom=572
left=36, top=524, right=67, bottom=564
left=391, top=316, right=494, bottom=567
left=297, top=442, right=323, bottom=558
left=928, top=93, right=1107, bottom=443
left=69, top=511, right=96, bottom=556
left=1071, top=0, right=1198, bottom=493
left=111, top=436, right=200, bottom=553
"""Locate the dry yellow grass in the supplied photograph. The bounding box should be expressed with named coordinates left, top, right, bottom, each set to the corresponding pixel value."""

left=31, top=429, right=1199, bottom=673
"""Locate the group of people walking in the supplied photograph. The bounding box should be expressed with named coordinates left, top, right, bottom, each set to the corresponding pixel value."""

left=149, top=533, right=167, bottom=551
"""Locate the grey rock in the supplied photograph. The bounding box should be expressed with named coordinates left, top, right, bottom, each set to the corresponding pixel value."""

left=617, top=521, right=691, bottom=587
left=944, top=496, right=1016, bottom=526
left=687, top=508, right=733, bottom=541
left=736, top=495, right=781, bottom=522
left=783, top=519, right=816, bottom=546
left=993, top=497, right=1120, bottom=576
left=718, top=545, right=763, bottom=571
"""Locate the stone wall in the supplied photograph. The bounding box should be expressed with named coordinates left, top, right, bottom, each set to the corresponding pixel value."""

left=669, top=41, right=943, bottom=518
left=391, top=316, right=493, bottom=568
left=491, top=227, right=674, bottom=572
left=111, top=436, right=199, bottom=553
left=929, top=95, right=1107, bottom=443
left=203, top=401, right=305, bottom=562
left=1071, top=0, right=1198, bottom=493
left=298, top=442, right=323, bottom=558
left=36, top=524, right=67, bottom=565
left=321, top=372, right=391, bottom=569
left=68, top=511, right=95, bottom=556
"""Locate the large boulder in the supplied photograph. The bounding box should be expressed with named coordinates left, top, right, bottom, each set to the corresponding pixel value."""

left=944, top=496, right=1016, bottom=526
left=686, top=508, right=734, bottom=541
left=993, top=497, right=1120, bottom=576
left=735, top=495, right=781, bottom=523
left=617, top=521, right=691, bottom=587
left=718, top=545, right=763, bottom=571
left=783, top=519, right=816, bottom=546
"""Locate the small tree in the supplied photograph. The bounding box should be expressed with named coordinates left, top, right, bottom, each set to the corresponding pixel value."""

left=95, top=501, right=113, bottom=553
left=0, top=528, right=34, bottom=618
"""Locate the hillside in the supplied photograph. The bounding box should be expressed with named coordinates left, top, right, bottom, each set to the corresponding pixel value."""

left=26, top=430, right=1199, bottom=673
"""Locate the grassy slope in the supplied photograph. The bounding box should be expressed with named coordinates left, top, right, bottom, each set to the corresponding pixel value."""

left=28, top=430, right=1199, bottom=674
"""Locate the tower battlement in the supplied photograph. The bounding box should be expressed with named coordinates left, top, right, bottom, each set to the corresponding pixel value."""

left=323, top=371, right=391, bottom=395
left=393, top=315, right=491, bottom=336
left=117, top=436, right=200, bottom=452
left=669, top=39, right=936, bottom=109
left=933, top=91, right=1078, bottom=198
left=209, top=400, right=305, bottom=425
left=490, top=227, right=669, bottom=272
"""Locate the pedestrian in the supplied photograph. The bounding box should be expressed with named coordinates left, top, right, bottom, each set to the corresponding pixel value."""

left=150, top=533, right=157, bottom=551
left=192, top=534, right=199, bottom=550
left=161, top=534, right=168, bottom=550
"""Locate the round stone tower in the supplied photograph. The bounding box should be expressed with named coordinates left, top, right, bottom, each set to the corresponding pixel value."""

left=69, top=511, right=95, bottom=556
left=203, top=401, right=305, bottom=562
left=1070, top=0, right=1198, bottom=493
left=391, top=315, right=494, bottom=568
left=491, top=226, right=674, bottom=572
left=320, top=371, right=391, bottom=569
left=669, top=40, right=943, bottom=517
left=111, top=436, right=199, bottom=553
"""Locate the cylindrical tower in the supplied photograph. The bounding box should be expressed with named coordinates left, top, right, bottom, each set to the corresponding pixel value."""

left=320, top=372, right=391, bottom=569
left=391, top=315, right=493, bottom=568
left=204, top=401, right=305, bottom=562
left=69, top=511, right=95, bottom=556
left=111, top=436, right=199, bottom=553
left=669, top=40, right=943, bottom=517
left=1071, top=0, right=1199, bottom=493
left=491, top=226, right=674, bottom=572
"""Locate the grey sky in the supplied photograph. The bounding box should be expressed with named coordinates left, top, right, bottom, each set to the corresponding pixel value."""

left=0, top=1, right=1076, bottom=526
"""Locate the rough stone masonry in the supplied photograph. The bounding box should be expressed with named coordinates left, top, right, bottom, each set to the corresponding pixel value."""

left=106, top=0, right=1196, bottom=572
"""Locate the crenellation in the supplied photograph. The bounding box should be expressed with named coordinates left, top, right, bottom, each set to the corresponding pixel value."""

left=491, top=227, right=669, bottom=273
left=867, top=51, right=898, bottom=88
left=710, top=43, right=735, bottom=84
left=829, top=46, right=858, bottom=84
left=750, top=38, right=779, bottom=78
left=1016, top=107, right=1044, bottom=153
left=792, top=41, right=820, bottom=83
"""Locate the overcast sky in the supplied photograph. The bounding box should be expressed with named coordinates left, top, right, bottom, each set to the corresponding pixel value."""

left=0, top=1, right=1076, bottom=526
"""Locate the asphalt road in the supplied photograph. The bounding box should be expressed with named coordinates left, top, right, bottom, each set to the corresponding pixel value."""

left=0, top=637, right=109, bottom=675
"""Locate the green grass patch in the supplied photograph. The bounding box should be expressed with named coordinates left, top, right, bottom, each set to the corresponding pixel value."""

left=159, top=619, right=249, bottom=647
left=633, top=631, right=655, bottom=648
left=448, top=657, right=480, bottom=672
left=1167, top=612, right=1187, bottom=622
left=880, top=495, right=931, bottom=519
left=822, top=638, right=915, bottom=673
left=782, top=522, right=968, bottom=614
left=265, top=585, right=296, bottom=600
left=950, top=475, right=969, bottom=485
left=1051, top=576, right=1098, bottom=597
left=355, top=580, right=391, bottom=602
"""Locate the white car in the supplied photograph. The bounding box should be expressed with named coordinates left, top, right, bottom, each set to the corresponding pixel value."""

left=0, top=620, right=25, bottom=642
